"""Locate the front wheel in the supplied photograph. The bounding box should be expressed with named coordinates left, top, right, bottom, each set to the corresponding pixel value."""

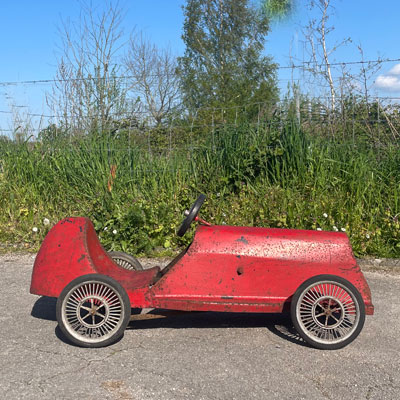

left=56, top=274, right=131, bottom=348
left=291, top=275, right=366, bottom=350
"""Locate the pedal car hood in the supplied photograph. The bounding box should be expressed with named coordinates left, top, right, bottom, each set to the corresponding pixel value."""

left=190, top=225, right=357, bottom=267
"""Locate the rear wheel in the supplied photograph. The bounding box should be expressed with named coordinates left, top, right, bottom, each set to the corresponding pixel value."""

left=56, top=274, right=131, bottom=348
left=291, top=275, right=365, bottom=350
left=108, top=252, right=144, bottom=314
left=109, top=251, right=143, bottom=271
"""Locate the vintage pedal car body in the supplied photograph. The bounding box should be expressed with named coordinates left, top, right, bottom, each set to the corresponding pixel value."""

left=30, top=195, right=374, bottom=349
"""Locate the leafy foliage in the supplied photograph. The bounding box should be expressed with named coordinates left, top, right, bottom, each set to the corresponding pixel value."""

left=262, top=0, right=294, bottom=20
left=0, top=120, right=399, bottom=258
left=177, top=0, right=278, bottom=118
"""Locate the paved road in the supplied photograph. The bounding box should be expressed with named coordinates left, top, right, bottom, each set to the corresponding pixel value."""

left=1, top=254, right=399, bottom=400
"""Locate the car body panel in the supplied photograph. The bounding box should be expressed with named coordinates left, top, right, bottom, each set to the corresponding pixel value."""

left=150, top=225, right=374, bottom=314
left=30, top=217, right=160, bottom=306
left=30, top=217, right=374, bottom=315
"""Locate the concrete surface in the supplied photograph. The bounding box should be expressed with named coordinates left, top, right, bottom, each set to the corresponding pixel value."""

left=0, top=254, right=399, bottom=400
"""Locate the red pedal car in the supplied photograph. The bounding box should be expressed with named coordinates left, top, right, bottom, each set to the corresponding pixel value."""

left=30, top=194, right=374, bottom=349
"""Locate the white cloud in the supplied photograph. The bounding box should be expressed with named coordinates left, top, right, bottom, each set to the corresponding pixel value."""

left=375, top=64, right=400, bottom=92
left=388, top=63, right=400, bottom=75
left=375, top=75, right=400, bottom=90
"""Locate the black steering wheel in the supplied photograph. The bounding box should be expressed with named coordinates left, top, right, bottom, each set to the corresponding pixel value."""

left=177, top=194, right=206, bottom=237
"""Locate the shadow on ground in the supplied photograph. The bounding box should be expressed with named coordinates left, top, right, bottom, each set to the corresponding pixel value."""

left=31, top=296, right=57, bottom=321
left=31, top=296, right=307, bottom=347
left=128, top=311, right=307, bottom=347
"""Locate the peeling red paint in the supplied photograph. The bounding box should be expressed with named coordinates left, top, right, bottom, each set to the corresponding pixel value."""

left=30, top=217, right=374, bottom=317
left=236, top=236, right=249, bottom=245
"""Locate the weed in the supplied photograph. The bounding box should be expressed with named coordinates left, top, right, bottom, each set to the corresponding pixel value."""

left=0, top=122, right=399, bottom=257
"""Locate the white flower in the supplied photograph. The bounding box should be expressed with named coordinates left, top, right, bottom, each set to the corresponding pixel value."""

left=43, top=218, right=50, bottom=225
left=112, top=229, right=117, bottom=234
left=32, top=227, right=38, bottom=233
left=317, top=228, right=322, bottom=231
left=366, top=233, right=370, bottom=239
left=323, top=213, right=328, bottom=218
left=104, top=227, right=108, bottom=231
left=333, top=226, right=338, bottom=231
left=341, top=227, right=346, bottom=232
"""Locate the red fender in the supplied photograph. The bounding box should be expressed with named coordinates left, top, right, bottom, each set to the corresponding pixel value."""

left=30, top=217, right=159, bottom=305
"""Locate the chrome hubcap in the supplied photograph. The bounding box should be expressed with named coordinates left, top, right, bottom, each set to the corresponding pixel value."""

left=297, top=281, right=360, bottom=344
left=62, top=282, right=124, bottom=343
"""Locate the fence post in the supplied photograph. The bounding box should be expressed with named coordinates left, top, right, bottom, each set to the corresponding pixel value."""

left=168, top=117, right=174, bottom=156
left=128, top=118, right=132, bottom=177
left=234, top=106, right=238, bottom=127
left=352, top=96, right=355, bottom=145
left=340, top=87, right=345, bottom=139
left=296, top=91, right=300, bottom=125
left=377, top=97, right=381, bottom=144
left=211, top=110, right=215, bottom=152
left=147, top=124, right=152, bottom=156
left=190, top=109, right=198, bottom=151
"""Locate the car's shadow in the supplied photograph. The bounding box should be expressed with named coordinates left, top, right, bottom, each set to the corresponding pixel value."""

left=31, top=296, right=57, bottom=321
left=31, top=296, right=143, bottom=321
left=127, top=310, right=308, bottom=347
left=31, top=296, right=307, bottom=347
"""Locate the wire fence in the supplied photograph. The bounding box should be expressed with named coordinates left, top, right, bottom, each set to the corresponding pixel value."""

left=1, top=56, right=400, bottom=86
left=1, top=56, right=400, bottom=152
left=1, top=100, right=399, bottom=156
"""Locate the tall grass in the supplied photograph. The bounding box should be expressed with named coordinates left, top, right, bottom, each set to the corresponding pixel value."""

left=0, top=122, right=399, bottom=257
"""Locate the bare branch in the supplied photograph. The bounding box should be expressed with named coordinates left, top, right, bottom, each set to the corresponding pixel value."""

left=124, top=34, right=181, bottom=125
left=47, top=1, right=130, bottom=134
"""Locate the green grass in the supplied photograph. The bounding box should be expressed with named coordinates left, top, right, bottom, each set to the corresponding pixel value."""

left=0, top=122, right=399, bottom=257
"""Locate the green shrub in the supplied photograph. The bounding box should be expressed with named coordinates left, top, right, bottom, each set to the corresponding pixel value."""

left=0, top=121, right=399, bottom=257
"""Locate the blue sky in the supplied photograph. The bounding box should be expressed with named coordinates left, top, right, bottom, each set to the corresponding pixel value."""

left=0, top=0, right=399, bottom=134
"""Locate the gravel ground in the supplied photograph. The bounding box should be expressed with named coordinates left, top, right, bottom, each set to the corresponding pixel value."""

left=0, top=253, right=399, bottom=400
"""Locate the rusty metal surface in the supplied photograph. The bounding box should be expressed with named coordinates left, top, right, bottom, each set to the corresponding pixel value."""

left=130, top=310, right=193, bottom=321
left=30, top=218, right=374, bottom=318
left=30, top=217, right=160, bottom=303
left=151, top=225, right=374, bottom=314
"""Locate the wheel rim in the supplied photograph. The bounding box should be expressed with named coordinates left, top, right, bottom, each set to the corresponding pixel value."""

left=62, top=281, right=125, bottom=344
left=296, top=281, right=360, bottom=345
left=112, top=257, right=135, bottom=270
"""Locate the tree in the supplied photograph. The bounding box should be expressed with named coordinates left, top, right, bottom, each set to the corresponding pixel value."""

left=302, top=1, right=341, bottom=111
left=47, top=1, right=129, bottom=135
left=177, top=0, right=278, bottom=122
left=263, top=0, right=294, bottom=20
left=124, top=34, right=180, bottom=126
